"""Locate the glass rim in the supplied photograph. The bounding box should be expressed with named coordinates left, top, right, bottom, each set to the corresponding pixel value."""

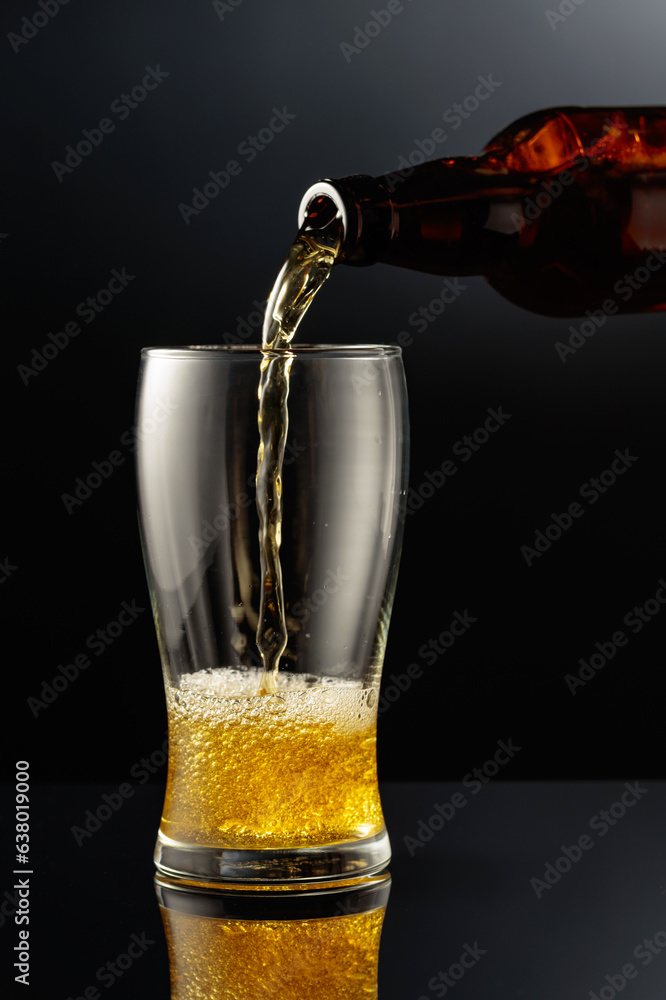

left=141, top=344, right=402, bottom=360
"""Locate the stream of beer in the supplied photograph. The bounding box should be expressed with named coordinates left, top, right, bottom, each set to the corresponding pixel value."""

left=255, top=203, right=343, bottom=695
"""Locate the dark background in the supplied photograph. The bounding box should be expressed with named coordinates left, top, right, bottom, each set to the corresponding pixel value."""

left=3, top=0, right=666, bottom=785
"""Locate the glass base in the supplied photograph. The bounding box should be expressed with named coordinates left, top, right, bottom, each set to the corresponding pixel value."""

left=154, top=828, right=391, bottom=884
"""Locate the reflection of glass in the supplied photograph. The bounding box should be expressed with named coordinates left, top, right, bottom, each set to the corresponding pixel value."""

left=137, top=346, right=409, bottom=882
left=155, top=873, right=390, bottom=998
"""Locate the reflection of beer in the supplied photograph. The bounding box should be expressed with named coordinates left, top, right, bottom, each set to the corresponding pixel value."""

left=162, top=909, right=385, bottom=999
left=160, top=667, right=384, bottom=849
left=158, top=876, right=388, bottom=999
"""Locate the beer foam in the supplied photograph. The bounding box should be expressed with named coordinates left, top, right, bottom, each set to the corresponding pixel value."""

left=180, top=666, right=362, bottom=699
left=170, top=666, right=377, bottom=735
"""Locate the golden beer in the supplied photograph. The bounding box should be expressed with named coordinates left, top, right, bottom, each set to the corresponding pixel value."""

left=159, top=894, right=386, bottom=1000
left=160, top=666, right=384, bottom=850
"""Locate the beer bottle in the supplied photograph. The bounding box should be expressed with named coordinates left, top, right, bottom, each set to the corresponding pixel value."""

left=299, top=107, right=666, bottom=315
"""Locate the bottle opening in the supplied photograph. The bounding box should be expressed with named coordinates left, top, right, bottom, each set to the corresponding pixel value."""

left=302, top=194, right=341, bottom=232
left=298, top=182, right=350, bottom=247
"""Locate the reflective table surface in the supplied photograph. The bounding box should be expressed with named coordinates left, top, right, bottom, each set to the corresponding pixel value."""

left=2, top=780, right=665, bottom=998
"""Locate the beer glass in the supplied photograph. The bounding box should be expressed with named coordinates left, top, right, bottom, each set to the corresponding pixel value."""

left=136, top=345, right=408, bottom=882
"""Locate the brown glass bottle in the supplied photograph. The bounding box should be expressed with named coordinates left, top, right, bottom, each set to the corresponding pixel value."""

left=299, top=107, right=666, bottom=316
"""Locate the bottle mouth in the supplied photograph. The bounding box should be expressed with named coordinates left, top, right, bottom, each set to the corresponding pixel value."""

left=298, top=176, right=392, bottom=266
left=298, top=181, right=351, bottom=246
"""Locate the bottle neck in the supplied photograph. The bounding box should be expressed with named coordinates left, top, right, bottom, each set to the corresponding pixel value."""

left=299, top=159, right=531, bottom=275
left=298, top=175, right=394, bottom=265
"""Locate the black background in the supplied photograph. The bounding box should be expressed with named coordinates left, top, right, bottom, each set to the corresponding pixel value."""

left=3, top=0, right=666, bottom=786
